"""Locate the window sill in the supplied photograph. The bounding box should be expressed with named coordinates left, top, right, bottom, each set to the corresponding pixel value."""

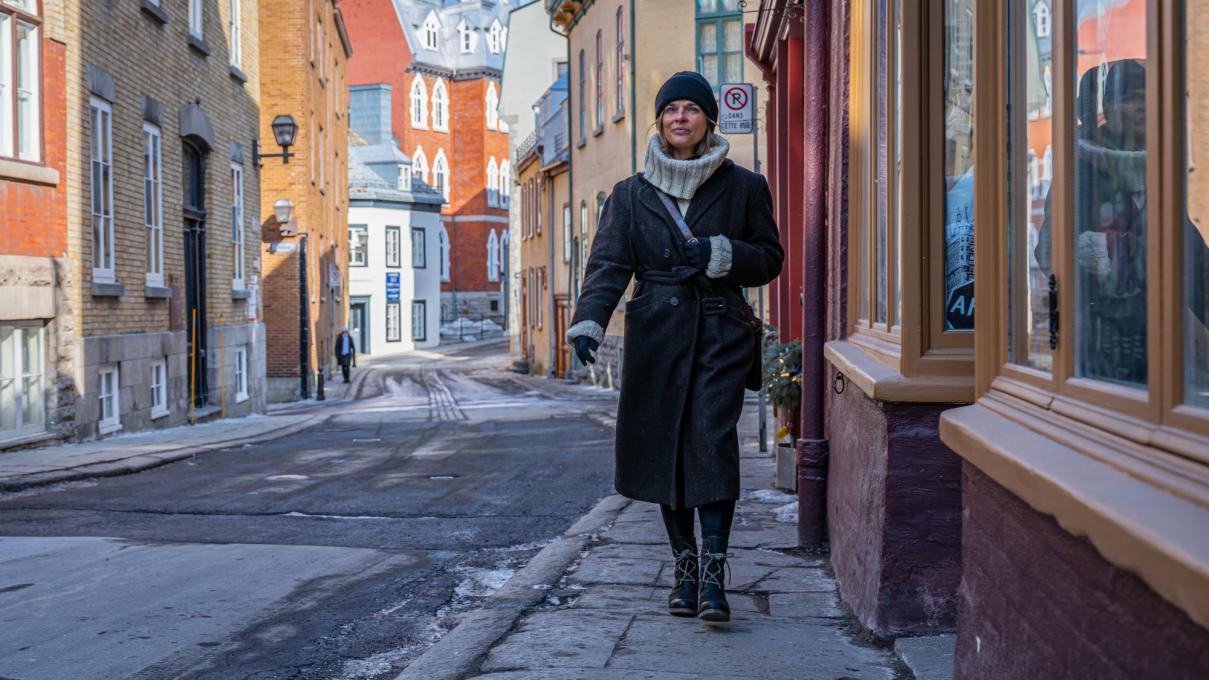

left=188, top=35, right=212, bottom=58
left=140, top=0, right=168, bottom=25
left=229, top=65, right=248, bottom=84
left=0, top=429, right=53, bottom=451
left=235, top=393, right=249, bottom=404
left=593, top=126, right=604, bottom=138
left=576, top=138, right=586, bottom=149
left=231, top=288, right=250, bottom=300
left=824, top=338, right=974, bottom=404
left=151, top=408, right=169, bottom=420
left=91, top=281, right=126, bottom=298
left=145, top=285, right=171, bottom=299
left=99, top=421, right=123, bottom=435
left=612, top=110, right=625, bottom=123
left=939, top=396, right=1209, bottom=631
left=0, top=158, right=59, bottom=186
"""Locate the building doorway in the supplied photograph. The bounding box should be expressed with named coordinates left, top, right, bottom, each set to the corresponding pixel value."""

left=350, top=297, right=370, bottom=356
left=183, top=141, right=208, bottom=408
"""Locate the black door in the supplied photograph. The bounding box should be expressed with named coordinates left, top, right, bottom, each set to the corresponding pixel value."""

left=350, top=298, right=369, bottom=355
left=183, top=143, right=208, bottom=408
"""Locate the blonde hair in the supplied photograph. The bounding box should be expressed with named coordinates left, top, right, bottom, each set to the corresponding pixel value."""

left=651, top=113, right=719, bottom=158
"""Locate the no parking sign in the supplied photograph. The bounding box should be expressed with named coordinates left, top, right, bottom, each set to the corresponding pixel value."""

left=719, top=83, right=754, bottom=134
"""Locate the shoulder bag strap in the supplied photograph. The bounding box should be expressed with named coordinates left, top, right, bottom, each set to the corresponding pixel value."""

left=654, top=189, right=699, bottom=244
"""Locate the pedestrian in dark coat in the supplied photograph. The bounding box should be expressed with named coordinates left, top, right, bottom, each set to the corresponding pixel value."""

left=566, top=71, right=783, bottom=624
left=335, top=327, right=356, bottom=383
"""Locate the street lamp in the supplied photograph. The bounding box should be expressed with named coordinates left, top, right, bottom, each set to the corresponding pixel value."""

left=274, top=198, right=297, bottom=237
left=253, top=114, right=298, bottom=167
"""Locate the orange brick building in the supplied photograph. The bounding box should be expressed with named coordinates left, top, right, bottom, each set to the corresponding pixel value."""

left=258, top=0, right=352, bottom=402
left=342, top=0, right=512, bottom=326
left=1, top=0, right=69, bottom=446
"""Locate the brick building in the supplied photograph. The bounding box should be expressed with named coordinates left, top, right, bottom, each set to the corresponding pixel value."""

left=47, top=0, right=265, bottom=440
left=1, top=0, right=70, bottom=446
left=258, top=0, right=352, bottom=402
left=342, top=0, right=513, bottom=329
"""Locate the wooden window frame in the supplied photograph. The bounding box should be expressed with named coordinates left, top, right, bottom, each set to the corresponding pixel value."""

left=412, top=300, right=427, bottom=342
left=939, top=0, right=1209, bottom=632
left=348, top=224, right=368, bottom=268
left=838, top=0, right=974, bottom=400
left=0, top=0, right=43, bottom=165
left=144, top=122, right=163, bottom=288
left=386, top=301, right=402, bottom=343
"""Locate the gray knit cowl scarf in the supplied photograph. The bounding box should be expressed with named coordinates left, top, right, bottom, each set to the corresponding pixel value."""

left=642, top=132, right=731, bottom=200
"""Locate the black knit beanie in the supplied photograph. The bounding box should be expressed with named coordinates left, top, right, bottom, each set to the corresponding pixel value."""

left=655, top=71, right=718, bottom=131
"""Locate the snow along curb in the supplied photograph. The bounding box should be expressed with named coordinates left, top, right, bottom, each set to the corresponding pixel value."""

left=393, top=492, right=632, bottom=680
left=0, top=414, right=328, bottom=492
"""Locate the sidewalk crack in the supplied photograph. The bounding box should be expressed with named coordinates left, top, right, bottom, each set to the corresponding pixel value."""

left=603, top=614, right=637, bottom=668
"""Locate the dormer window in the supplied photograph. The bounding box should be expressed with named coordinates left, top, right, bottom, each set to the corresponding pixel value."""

left=422, top=12, right=440, bottom=51
left=1033, top=1, right=1050, bottom=39
left=458, top=19, right=475, bottom=53
left=398, top=165, right=412, bottom=192
left=488, top=20, right=502, bottom=54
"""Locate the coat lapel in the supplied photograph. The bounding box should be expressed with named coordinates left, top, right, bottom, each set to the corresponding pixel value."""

left=683, top=160, right=732, bottom=234
left=636, top=176, right=682, bottom=237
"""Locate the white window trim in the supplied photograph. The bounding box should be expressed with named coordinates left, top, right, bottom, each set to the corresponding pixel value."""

left=458, top=19, right=475, bottom=53
left=90, top=97, right=115, bottom=284
left=487, top=229, right=500, bottom=282
left=410, top=76, right=428, bottom=129
left=0, top=13, right=12, bottom=159
left=150, top=358, right=169, bottom=419
left=0, top=323, right=45, bottom=440
left=189, top=0, right=203, bottom=39
left=386, top=225, right=401, bottom=268
left=98, top=364, right=121, bottom=434
left=234, top=347, right=248, bottom=403
left=432, top=79, right=449, bottom=132
left=486, top=157, right=499, bottom=208
left=500, top=160, right=511, bottom=208
left=486, top=82, right=499, bottom=131
left=228, top=0, right=241, bottom=68
left=386, top=301, right=402, bottom=343
left=488, top=20, right=502, bottom=53
left=412, top=146, right=429, bottom=184
left=411, top=300, right=427, bottom=342
left=422, top=12, right=440, bottom=51
left=439, top=226, right=451, bottom=282
left=144, top=122, right=164, bottom=289
left=433, top=148, right=450, bottom=203
left=3, top=15, right=40, bottom=162
left=231, top=162, right=245, bottom=290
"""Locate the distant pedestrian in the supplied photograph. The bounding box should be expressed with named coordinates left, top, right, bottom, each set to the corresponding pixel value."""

left=566, top=71, right=783, bottom=623
left=335, top=327, right=356, bottom=383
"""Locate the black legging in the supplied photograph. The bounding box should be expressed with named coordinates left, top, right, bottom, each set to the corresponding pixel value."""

left=659, top=500, right=736, bottom=554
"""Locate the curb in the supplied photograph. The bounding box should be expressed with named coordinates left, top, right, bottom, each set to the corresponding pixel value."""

left=0, top=414, right=328, bottom=492
left=393, top=493, right=632, bottom=680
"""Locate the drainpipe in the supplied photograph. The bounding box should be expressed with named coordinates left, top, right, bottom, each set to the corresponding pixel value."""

left=797, top=0, right=830, bottom=549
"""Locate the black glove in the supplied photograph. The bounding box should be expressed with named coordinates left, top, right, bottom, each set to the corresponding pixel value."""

left=683, top=238, right=712, bottom=271
left=572, top=335, right=600, bottom=364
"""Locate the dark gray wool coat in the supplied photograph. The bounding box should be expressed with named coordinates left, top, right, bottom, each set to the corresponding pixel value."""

left=571, top=159, right=783, bottom=509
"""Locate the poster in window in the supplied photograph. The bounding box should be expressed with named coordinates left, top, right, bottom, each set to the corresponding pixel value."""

left=944, top=167, right=976, bottom=330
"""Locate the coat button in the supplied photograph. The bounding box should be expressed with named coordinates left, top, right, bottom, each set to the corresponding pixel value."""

left=662, top=248, right=671, bottom=258
left=669, top=296, right=680, bottom=307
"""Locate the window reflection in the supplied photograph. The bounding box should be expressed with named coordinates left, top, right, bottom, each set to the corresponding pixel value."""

left=944, top=0, right=975, bottom=331
left=1184, top=0, right=1209, bottom=407
left=1067, top=0, right=1148, bottom=387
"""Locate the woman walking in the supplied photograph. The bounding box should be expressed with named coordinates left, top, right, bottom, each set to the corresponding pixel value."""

left=566, top=71, right=783, bottom=623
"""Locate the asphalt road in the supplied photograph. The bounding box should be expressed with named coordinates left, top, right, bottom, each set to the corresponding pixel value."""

left=0, top=342, right=620, bottom=680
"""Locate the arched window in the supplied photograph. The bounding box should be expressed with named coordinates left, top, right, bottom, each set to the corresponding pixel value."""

left=487, top=229, right=500, bottom=282
left=412, top=147, right=429, bottom=184
left=486, top=157, right=499, bottom=208
left=433, top=149, right=450, bottom=202
left=499, top=160, right=511, bottom=208
left=438, top=225, right=451, bottom=282
left=422, top=12, right=440, bottom=51
left=488, top=19, right=502, bottom=53
left=410, top=76, right=428, bottom=129
left=457, top=19, right=475, bottom=53
left=1033, top=2, right=1051, bottom=39
left=500, top=230, right=509, bottom=281
left=432, top=79, right=449, bottom=132
left=486, top=82, right=499, bottom=130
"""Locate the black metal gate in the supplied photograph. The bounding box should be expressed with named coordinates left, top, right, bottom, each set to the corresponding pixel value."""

left=183, top=142, right=208, bottom=408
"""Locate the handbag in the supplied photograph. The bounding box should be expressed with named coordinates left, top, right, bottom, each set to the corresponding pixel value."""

left=654, top=189, right=765, bottom=391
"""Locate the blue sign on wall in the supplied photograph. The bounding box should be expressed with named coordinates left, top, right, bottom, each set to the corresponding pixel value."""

left=386, top=272, right=401, bottom=302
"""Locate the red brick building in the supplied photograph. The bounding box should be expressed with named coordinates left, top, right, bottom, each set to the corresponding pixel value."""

left=1, top=1, right=69, bottom=446
left=343, top=0, right=512, bottom=326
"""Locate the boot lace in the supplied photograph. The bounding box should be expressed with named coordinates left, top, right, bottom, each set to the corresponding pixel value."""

left=673, top=549, right=698, bottom=586
left=700, top=551, right=734, bottom=589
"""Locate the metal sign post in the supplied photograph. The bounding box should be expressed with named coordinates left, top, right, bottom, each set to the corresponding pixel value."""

left=720, top=83, right=767, bottom=453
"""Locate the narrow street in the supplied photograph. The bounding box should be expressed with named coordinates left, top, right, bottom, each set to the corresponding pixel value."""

left=0, top=342, right=619, bottom=680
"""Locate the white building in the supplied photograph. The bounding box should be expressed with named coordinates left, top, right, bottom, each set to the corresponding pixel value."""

left=348, top=85, right=445, bottom=356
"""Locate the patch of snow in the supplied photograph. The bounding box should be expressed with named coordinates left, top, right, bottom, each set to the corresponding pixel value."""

left=453, top=566, right=514, bottom=599
left=744, top=489, right=798, bottom=505
left=337, top=644, right=420, bottom=680
left=773, top=501, right=799, bottom=524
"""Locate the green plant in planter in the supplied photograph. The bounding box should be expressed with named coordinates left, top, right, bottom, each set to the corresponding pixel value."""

left=762, top=340, right=802, bottom=439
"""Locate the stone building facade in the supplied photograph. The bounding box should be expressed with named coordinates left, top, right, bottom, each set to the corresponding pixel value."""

left=258, top=0, right=351, bottom=403
left=58, top=0, right=265, bottom=439
left=342, top=0, right=513, bottom=330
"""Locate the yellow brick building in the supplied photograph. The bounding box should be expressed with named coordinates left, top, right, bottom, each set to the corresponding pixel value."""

left=63, top=0, right=263, bottom=438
